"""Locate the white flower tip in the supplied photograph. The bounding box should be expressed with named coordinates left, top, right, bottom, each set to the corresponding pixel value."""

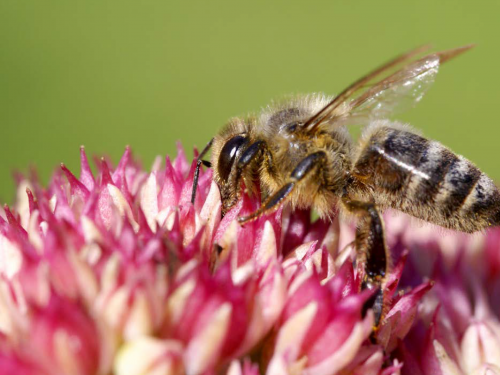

left=114, top=337, right=183, bottom=375
left=184, top=303, right=232, bottom=375
left=140, top=173, right=159, bottom=233
left=275, top=302, right=318, bottom=360
left=255, top=221, right=277, bottom=267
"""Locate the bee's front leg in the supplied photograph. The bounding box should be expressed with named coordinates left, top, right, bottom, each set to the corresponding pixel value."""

left=342, top=198, right=389, bottom=330
left=238, top=151, right=327, bottom=224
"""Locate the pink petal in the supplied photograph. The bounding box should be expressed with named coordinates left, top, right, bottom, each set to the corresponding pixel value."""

left=112, top=146, right=131, bottom=189
left=173, top=142, right=190, bottom=179
left=303, top=315, right=373, bottom=375
left=30, top=295, right=101, bottom=375
left=158, top=156, right=181, bottom=211
left=79, top=146, right=95, bottom=191
left=380, top=281, right=433, bottom=351
left=60, top=164, right=90, bottom=200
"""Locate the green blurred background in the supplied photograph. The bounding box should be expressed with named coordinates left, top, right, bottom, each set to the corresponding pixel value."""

left=1, top=0, right=499, bottom=203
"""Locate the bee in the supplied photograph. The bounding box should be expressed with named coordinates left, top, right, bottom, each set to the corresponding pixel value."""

left=191, top=45, right=500, bottom=328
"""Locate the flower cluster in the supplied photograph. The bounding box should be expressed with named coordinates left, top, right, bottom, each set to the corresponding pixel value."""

left=0, top=145, right=499, bottom=374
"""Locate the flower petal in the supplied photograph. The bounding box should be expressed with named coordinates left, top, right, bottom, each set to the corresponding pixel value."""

left=184, top=302, right=232, bottom=374
left=114, top=337, right=183, bottom=375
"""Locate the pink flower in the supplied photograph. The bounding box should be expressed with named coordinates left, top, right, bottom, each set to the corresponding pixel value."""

left=384, top=215, right=500, bottom=374
left=0, top=145, right=497, bottom=374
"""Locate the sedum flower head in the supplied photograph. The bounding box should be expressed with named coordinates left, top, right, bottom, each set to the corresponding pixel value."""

left=0, top=145, right=499, bottom=374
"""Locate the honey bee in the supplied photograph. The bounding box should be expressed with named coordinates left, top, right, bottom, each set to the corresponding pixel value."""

left=191, top=45, right=500, bottom=328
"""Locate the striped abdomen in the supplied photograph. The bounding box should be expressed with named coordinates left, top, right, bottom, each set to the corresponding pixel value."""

left=353, top=123, right=500, bottom=233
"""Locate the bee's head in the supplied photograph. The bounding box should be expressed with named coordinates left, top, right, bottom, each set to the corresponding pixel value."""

left=210, top=117, right=253, bottom=214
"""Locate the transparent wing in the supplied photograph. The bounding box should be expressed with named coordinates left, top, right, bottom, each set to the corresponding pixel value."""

left=305, top=45, right=473, bottom=131
left=302, top=45, right=431, bottom=131
left=341, top=55, right=440, bottom=124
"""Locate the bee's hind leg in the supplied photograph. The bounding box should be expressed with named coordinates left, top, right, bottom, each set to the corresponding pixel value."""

left=342, top=198, right=390, bottom=330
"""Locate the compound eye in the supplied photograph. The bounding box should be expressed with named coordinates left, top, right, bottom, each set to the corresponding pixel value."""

left=218, top=135, right=248, bottom=181
left=286, top=122, right=299, bottom=132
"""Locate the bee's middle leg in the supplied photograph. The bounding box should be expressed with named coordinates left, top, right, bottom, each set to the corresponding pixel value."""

left=342, top=198, right=389, bottom=329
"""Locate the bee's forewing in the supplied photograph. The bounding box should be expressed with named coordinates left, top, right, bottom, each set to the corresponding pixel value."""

left=307, top=45, right=473, bottom=130
left=344, top=55, right=440, bottom=122
left=303, top=45, right=432, bottom=131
